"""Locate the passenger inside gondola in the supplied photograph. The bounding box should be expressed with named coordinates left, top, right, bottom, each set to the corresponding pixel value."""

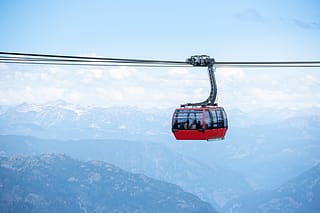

left=172, top=107, right=228, bottom=140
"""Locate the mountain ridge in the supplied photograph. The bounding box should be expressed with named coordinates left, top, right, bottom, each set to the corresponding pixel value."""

left=0, top=135, right=251, bottom=210
left=1, top=101, right=320, bottom=210
left=223, top=163, right=320, bottom=212
left=0, top=153, right=217, bottom=213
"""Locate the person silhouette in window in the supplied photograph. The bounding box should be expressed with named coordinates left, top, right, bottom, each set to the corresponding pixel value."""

left=191, top=119, right=197, bottom=129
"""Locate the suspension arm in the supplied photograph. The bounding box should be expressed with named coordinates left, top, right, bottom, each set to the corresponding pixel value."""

left=181, top=55, right=218, bottom=107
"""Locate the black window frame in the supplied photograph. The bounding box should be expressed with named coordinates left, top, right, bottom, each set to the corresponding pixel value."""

left=172, top=109, right=203, bottom=130
left=209, top=108, right=228, bottom=129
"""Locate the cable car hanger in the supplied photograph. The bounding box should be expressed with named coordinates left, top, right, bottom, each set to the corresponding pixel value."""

left=181, top=56, right=217, bottom=107
left=1, top=51, right=319, bottom=141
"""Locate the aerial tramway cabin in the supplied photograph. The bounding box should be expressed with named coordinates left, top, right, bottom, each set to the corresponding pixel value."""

left=172, top=106, right=228, bottom=141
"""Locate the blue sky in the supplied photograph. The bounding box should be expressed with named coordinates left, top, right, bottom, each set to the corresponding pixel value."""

left=0, top=0, right=320, bottom=110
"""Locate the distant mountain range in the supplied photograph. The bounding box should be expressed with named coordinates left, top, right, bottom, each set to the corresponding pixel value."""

left=0, top=153, right=217, bottom=213
left=0, top=101, right=320, bottom=210
left=223, top=163, right=320, bottom=212
left=0, top=135, right=251, bottom=211
left=1, top=140, right=319, bottom=213
left=1, top=101, right=319, bottom=141
left=0, top=101, right=171, bottom=142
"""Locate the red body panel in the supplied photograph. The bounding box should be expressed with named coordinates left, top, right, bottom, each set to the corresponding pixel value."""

left=173, top=128, right=227, bottom=140
left=171, top=106, right=228, bottom=140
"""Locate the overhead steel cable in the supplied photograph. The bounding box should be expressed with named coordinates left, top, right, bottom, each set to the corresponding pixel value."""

left=214, top=61, right=320, bottom=67
left=1, top=55, right=320, bottom=67
left=0, top=51, right=320, bottom=68
left=0, top=60, right=192, bottom=67
left=214, top=64, right=320, bottom=68
left=0, top=56, right=191, bottom=67
left=0, top=51, right=187, bottom=65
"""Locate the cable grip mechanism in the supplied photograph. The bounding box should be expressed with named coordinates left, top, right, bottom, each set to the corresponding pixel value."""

left=181, top=55, right=217, bottom=107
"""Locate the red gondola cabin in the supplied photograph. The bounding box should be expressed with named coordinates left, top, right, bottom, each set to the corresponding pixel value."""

left=172, top=106, right=228, bottom=140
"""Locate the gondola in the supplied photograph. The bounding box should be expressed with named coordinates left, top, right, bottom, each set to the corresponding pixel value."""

left=171, top=55, right=228, bottom=140
left=172, top=106, right=227, bottom=140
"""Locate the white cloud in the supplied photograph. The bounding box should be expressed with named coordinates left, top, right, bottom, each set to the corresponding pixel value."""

left=252, top=88, right=290, bottom=103
left=170, top=67, right=189, bottom=75
left=108, top=67, right=133, bottom=79
left=90, top=69, right=103, bottom=79
left=304, top=74, right=320, bottom=86
left=0, top=63, right=8, bottom=70
left=216, top=67, right=245, bottom=81
left=216, top=68, right=320, bottom=111
left=124, top=86, right=145, bottom=98
left=0, top=64, right=320, bottom=111
left=41, top=87, right=65, bottom=100
left=67, top=91, right=82, bottom=102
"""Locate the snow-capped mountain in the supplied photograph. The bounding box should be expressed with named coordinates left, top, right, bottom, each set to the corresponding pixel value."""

left=1, top=101, right=320, bottom=141
left=0, top=101, right=171, bottom=141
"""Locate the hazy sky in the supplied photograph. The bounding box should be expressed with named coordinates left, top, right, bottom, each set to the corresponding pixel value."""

left=0, top=0, right=319, bottom=110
